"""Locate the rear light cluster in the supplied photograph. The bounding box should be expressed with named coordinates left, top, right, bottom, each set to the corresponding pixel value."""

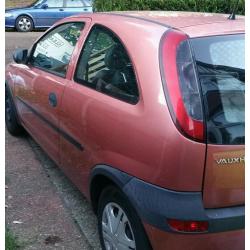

left=168, top=219, right=209, bottom=233
left=161, top=31, right=204, bottom=141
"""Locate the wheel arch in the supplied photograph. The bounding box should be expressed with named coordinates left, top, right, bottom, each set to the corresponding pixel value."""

left=89, top=165, right=133, bottom=213
left=90, top=165, right=153, bottom=250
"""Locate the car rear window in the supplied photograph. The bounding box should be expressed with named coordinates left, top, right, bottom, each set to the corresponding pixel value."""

left=190, top=34, right=245, bottom=145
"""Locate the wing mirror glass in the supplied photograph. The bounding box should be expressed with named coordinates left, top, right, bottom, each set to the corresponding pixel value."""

left=13, top=49, right=28, bottom=64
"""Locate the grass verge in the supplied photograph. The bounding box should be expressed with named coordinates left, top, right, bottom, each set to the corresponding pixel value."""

left=6, top=229, right=19, bottom=250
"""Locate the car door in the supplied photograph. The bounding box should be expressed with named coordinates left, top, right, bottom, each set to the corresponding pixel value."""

left=64, top=0, right=92, bottom=17
left=59, top=24, right=139, bottom=194
left=14, top=22, right=85, bottom=165
left=34, top=0, right=66, bottom=27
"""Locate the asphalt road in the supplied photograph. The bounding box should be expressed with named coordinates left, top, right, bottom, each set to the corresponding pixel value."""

left=5, top=32, right=101, bottom=249
left=5, top=31, right=43, bottom=65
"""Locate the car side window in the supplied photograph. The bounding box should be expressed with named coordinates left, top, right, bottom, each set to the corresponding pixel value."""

left=75, top=25, right=139, bottom=104
left=30, top=22, right=84, bottom=77
left=46, top=0, right=64, bottom=8
left=65, top=0, right=86, bottom=7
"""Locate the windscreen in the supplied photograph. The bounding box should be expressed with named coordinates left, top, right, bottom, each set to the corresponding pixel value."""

left=191, top=34, right=245, bottom=145
left=30, top=0, right=44, bottom=7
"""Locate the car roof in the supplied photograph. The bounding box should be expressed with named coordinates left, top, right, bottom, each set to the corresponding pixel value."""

left=69, top=11, right=245, bottom=38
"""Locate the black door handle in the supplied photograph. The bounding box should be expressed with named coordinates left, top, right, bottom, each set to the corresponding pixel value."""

left=48, top=92, right=57, bottom=107
left=59, top=8, right=64, bottom=11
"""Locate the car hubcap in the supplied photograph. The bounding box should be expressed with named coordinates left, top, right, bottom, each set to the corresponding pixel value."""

left=102, top=202, right=136, bottom=250
left=18, top=18, right=31, bottom=31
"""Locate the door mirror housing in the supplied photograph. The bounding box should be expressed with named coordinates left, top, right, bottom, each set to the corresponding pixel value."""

left=13, top=49, right=28, bottom=64
left=41, top=3, right=48, bottom=9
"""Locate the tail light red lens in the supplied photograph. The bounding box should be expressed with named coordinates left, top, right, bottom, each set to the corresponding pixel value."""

left=168, top=219, right=209, bottom=233
left=161, top=31, right=204, bottom=141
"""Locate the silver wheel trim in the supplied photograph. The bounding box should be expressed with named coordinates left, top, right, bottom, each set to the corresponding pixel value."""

left=18, top=17, right=31, bottom=31
left=102, top=202, right=136, bottom=250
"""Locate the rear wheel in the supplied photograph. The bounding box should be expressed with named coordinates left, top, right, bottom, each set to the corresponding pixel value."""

left=16, top=15, right=33, bottom=32
left=97, top=186, right=151, bottom=250
left=5, top=86, right=24, bottom=136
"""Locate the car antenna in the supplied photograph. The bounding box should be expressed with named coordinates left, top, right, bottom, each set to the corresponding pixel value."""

left=228, top=0, right=240, bottom=20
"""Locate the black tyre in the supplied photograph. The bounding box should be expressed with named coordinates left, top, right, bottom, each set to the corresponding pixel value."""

left=5, top=85, right=24, bottom=136
left=97, top=185, right=152, bottom=250
left=15, top=15, right=33, bottom=32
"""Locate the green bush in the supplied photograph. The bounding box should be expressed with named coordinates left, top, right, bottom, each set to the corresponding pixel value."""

left=93, top=0, right=245, bottom=15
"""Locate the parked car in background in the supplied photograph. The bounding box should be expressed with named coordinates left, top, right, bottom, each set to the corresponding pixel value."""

left=5, top=0, right=92, bottom=32
left=5, top=11, right=245, bottom=250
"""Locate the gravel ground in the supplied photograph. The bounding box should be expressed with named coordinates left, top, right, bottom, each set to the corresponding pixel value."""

left=5, top=31, right=101, bottom=250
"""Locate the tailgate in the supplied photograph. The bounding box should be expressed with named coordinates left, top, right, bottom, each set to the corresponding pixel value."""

left=203, top=145, right=244, bottom=208
left=190, top=34, right=245, bottom=208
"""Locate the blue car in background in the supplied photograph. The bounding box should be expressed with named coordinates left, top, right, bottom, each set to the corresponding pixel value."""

left=5, top=0, right=92, bottom=32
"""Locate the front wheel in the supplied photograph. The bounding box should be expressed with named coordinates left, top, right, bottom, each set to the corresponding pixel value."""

left=97, top=186, right=151, bottom=250
left=16, top=15, right=33, bottom=32
left=5, top=86, right=24, bottom=136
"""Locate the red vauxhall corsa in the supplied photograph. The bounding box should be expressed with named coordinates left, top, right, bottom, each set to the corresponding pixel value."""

left=5, top=11, right=245, bottom=250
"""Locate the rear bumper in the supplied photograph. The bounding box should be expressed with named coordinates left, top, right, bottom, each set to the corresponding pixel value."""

left=145, top=224, right=244, bottom=250
left=123, top=177, right=244, bottom=233
left=125, top=177, right=244, bottom=249
left=91, top=165, right=244, bottom=234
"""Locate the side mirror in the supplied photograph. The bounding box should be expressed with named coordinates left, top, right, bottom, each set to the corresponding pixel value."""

left=13, top=49, right=28, bottom=64
left=41, top=3, right=48, bottom=9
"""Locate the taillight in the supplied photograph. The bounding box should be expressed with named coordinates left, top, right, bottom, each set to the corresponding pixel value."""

left=167, top=219, right=209, bottom=233
left=161, top=31, right=204, bottom=141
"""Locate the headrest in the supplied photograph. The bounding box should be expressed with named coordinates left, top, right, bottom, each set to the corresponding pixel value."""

left=104, top=44, right=128, bottom=70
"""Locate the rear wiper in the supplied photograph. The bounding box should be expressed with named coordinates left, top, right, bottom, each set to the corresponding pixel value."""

left=212, top=122, right=244, bottom=129
left=196, top=61, right=245, bottom=82
left=196, top=61, right=244, bottom=75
